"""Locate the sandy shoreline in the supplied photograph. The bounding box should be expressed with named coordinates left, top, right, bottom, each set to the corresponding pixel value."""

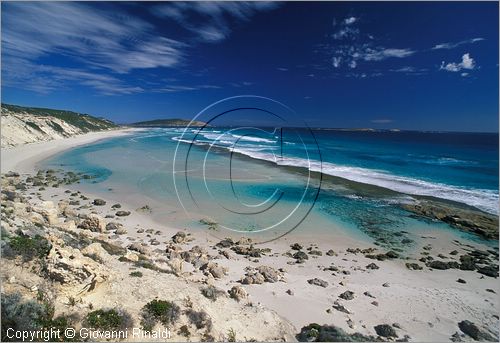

left=0, top=128, right=136, bottom=174
left=1, top=131, right=499, bottom=341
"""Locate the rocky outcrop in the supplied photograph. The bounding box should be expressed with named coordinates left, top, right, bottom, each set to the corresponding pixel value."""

left=1, top=103, right=116, bottom=148
left=402, top=199, right=498, bottom=240
left=46, top=237, right=111, bottom=290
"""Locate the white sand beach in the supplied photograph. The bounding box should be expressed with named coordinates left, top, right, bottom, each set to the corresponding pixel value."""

left=1, top=129, right=135, bottom=174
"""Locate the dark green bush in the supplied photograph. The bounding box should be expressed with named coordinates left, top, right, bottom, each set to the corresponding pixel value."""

left=141, top=299, right=180, bottom=331
left=9, top=235, right=51, bottom=261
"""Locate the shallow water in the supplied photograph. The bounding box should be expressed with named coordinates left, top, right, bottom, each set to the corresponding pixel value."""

left=41, top=128, right=498, bottom=248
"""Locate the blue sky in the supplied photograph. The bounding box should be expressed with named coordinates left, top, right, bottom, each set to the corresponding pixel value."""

left=2, top=1, right=498, bottom=131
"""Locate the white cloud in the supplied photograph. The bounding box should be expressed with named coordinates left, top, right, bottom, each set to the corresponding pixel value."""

left=332, top=57, right=342, bottom=68
left=432, top=37, right=484, bottom=50
left=362, top=48, right=415, bottom=61
left=324, top=16, right=416, bottom=70
left=153, top=2, right=280, bottom=43
left=461, top=72, right=469, bottom=77
left=277, top=67, right=288, bottom=71
left=344, top=17, right=357, bottom=25
left=440, top=53, right=476, bottom=72
left=2, top=2, right=185, bottom=74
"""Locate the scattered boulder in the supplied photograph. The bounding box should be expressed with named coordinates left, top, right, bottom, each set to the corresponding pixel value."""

left=201, top=262, right=227, bottom=279
left=115, top=211, right=130, bottom=217
left=229, top=286, right=247, bottom=302
left=172, top=231, right=187, bottom=244
left=406, top=262, right=423, bottom=270
left=93, top=199, right=106, bottom=206
left=256, top=265, right=281, bottom=283
left=293, top=251, right=309, bottom=261
left=168, top=258, right=183, bottom=276
left=290, top=243, right=303, bottom=250
left=477, top=265, right=498, bottom=278
left=374, top=324, right=398, bottom=338
left=106, top=222, right=122, bottom=231
left=128, top=242, right=151, bottom=255
left=78, top=214, right=106, bottom=232
left=366, top=263, right=379, bottom=270
left=46, top=238, right=110, bottom=289
left=338, top=290, right=354, bottom=300
left=307, top=278, right=328, bottom=288
left=326, top=249, right=336, bottom=256
left=296, top=324, right=376, bottom=342
left=458, top=320, right=495, bottom=341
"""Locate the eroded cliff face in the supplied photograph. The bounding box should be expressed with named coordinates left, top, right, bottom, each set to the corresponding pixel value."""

left=1, top=105, right=116, bottom=148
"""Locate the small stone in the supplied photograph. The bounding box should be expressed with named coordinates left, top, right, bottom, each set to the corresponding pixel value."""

left=115, top=211, right=131, bottom=217
left=338, top=290, right=355, bottom=300
left=366, top=263, right=379, bottom=270
left=308, top=278, right=328, bottom=288
left=456, top=278, right=466, bottom=284
left=382, top=282, right=390, bottom=287
left=286, top=289, right=294, bottom=296
left=93, top=199, right=106, bottom=206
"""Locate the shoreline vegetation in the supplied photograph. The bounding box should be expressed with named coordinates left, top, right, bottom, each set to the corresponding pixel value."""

left=1, top=104, right=499, bottom=341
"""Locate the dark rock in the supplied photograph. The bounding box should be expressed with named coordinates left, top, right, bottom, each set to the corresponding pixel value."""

left=172, top=231, right=187, bottom=244
left=458, top=320, right=495, bottom=341
left=216, top=238, right=233, bottom=248
left=459, top=255, right=476, bottom=270
left=338, top=291, right=355, bottom=300
left=456, top=278, right=466, bottom=284
left=406, top=262, right=423, bottom=270
left=291, top=243, right=303, bottom=250
left=296, top=323, right=376, bottom=342
left=111, top=203, right=121, bottom=209
left=427, top=260, right=451, bottom=270
left=374, top=324, right=398, bottom=338
left=293, top=251, right=309, bottom=261
left=385, top=250, right=399, bottom=259
left=477, top=265, right=498, bottom=278
left=307, top=278, right=328, bottom=288
left=326, top=249, right=336, bottom=256
left=363, top=291, right=375, bottom=298
left=115, top=210, right=130, bottom=217
left=93, top=199, right=106, bottom=206
left=332, top=301, right=350, bottom=314
left=286, top=289, right=294, bottom=296
left=309, top=250, right=323, bottom=256
left=366, top=263, right=379, bottom=270
left=105, top=222, right=122, bottom=231
left=450, top=250, right=459, bottom=255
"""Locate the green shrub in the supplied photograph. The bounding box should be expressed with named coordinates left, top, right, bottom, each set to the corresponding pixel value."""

left=130, top=271, right=143, bottom=277
left=9, top=235, right=51, bottom=261
left=141, top=299, right=179, bottom=331
left=85, top=309, right=131, bottom=331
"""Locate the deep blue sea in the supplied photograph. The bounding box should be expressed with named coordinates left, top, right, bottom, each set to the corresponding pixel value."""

left=41, top=127, right=499, bottom=246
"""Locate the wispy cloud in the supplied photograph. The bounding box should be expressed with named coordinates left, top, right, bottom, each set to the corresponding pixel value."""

left=153, top=2, right=280, bottom=43
left=323, top=16, right=416, bottom=70
left=440, top=53, right=476, bottom=72
left=2, top=2, right=189, bottom=94
left=277, top=67, right=289, bottom=71
left=153, top=84, right=221, bottom=93
left=2, top=2, right=185, bottom=73
left=432, top=37, right=484, bottom=50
